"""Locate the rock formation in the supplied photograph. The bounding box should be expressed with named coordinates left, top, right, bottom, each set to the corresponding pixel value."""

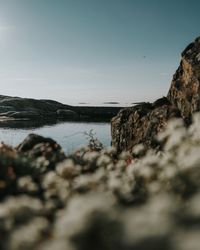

left=168, top=37, right=200, bottom=121
left=0, top=95, right=122, bottom=123
left=111, top=97, right=181, bottom=151
left=112, top=36, right=200, bottom=152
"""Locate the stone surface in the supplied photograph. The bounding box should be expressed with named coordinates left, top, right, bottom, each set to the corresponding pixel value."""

left=17, top=134, right=60, bottom=152
left=168, top=37, right=200, bottom=121
left=15, top=134, right=66, bottom=173
left=111, top=97, right=180, bottom=151
left=112, top=36, right=200, bottom=152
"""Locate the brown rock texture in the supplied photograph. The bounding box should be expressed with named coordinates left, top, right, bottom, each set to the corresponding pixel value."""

left=111, top=36, right=200, bottom=152
left=111, top=97, right=181, bottom=151
left=168, top=37, right=200, bottom=121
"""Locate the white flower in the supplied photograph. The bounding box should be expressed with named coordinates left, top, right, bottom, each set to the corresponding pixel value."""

left=42, top=172, right=58, bottom=189
left=102, top=146, right=116, bottom=155
left=83, top=151, right=99, bottom=162
left=56, top=159, right=80, bottom=179
left=96, top=154, right=111, bottom=166
left=9, top=217, right=49, bottom=250
left=132, top=144, right=145, bottom=155
left=17, top=176, right=38, bottom=193
left=164, top=127, right=186, bottom=151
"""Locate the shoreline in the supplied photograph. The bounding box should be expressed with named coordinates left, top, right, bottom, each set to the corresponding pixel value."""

left=0, top=95, right=123, bottom=125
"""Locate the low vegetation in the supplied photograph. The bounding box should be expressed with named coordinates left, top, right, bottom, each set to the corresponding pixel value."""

left=1, top=114, right=200, bottom=249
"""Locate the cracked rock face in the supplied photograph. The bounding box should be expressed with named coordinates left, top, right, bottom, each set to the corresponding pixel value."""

left=168, top=37, right=200, bottom=121
left=112, top=36, right=200, bottom=152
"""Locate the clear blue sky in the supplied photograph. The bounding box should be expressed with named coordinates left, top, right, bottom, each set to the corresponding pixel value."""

left=0, top=0, right=199, bottom=105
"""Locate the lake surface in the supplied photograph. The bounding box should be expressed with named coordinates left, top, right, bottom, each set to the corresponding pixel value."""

left=0, top=121, right=111, bottom=154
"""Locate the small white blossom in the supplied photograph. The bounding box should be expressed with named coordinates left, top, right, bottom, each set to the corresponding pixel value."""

left=56, top=159, right=80, bottom=179
left=96, top=154, right=111, bottom=166
left=17, top=176, right=38, bottom=193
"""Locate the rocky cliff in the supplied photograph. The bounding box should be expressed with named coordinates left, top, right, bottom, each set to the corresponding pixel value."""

left=168, top=37, right=200, bottom=121
left=112, top=36, right=200, bottom=152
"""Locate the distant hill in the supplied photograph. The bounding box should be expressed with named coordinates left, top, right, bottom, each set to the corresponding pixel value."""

left=0, top=95, right=123, bottom=122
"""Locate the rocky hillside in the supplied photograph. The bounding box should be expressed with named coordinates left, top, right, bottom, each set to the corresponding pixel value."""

left=0, top=95, right=122, bottom=122
left=112, top=36, right=200, bottom=152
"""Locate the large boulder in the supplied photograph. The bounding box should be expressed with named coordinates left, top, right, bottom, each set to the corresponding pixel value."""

left=168, top=37, right=200, bottom=121
left=16, top=134, right=60, bottom=152
left=111, top=98, right=180, bottom=151
left=16, top=134, right=66, bottom=172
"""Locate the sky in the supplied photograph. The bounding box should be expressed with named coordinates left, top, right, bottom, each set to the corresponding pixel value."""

left=0, top=0, right=199, bottom=105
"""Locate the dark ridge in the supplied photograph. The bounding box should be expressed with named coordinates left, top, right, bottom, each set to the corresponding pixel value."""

left=0, top=95, right=123, bottom=124
left=181, top=42, right=195, bottom=57
left=103, top=102, right=120, bottom=105
left=153, top=97, right=171, bottom=108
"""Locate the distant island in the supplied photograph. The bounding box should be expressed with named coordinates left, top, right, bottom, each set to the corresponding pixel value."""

left=0, top=95, right=123, bottom=124
left=103, top=102, right=120, bottom=105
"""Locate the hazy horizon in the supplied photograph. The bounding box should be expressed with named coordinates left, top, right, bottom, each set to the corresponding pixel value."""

left=0, top=0, right=200, bottom=105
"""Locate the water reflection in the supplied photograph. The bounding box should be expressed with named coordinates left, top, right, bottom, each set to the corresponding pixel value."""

left=0, top=119, right=58, bottom=129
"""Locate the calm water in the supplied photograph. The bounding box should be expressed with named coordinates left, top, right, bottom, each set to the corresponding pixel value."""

left=0, top=121, right=111, bottom=154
